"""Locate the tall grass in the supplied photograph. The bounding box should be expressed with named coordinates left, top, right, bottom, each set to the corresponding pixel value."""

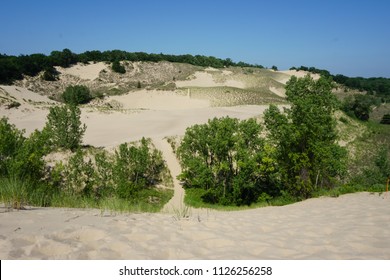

left=0, top=177, right=28, bottom=209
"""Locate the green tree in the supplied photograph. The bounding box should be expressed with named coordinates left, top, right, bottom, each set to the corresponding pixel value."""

left=44, top=105, right=86, bottom=151
left=177, top=117, right=278, bottom=205
left=264, top=75, right=346, bottom=198
left=62, top=85, right=92, bottom=105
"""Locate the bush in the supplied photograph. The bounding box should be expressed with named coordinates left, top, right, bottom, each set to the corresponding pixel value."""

left=0, top=117, right=47, bottom=184
left=42, top=66, right=59, bottom=81
left=177, top=117, right=279, bottom=206
left=114, top=138, right=164, bottom=199
left=44, top=105, right=86, bottom=151
left=62, top=85, right=92, bottom=105
left=112, top=60, right=126, bottom=74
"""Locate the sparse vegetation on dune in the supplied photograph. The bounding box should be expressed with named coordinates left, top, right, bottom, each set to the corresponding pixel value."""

left=178, top=86, right=285, bottom=107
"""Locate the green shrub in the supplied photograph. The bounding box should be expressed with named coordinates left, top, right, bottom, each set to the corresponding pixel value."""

left=177, top=117, right=279, bottom=206
left=114, top=138, right=164, bottom=199
left=42, top=66, right=59, bottom=81
left=112, top=60, right=126, bottom=74
left=44, top=105, right=86, bottom=151
left=0, top=117, right=46, bottom=182
left=62, top=85, right=92, bottom=105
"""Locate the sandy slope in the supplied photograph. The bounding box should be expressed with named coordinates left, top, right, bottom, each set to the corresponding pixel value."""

left=1, top=193, right=389, bottom=259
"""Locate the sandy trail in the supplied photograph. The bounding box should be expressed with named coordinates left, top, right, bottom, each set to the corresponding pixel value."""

left=153, top=138, right=185, bottom=213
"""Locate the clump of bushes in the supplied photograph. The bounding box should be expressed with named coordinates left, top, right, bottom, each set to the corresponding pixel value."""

left=62, top=85, right=92, bottom=105
left=177, top=117, right=279, bottom=206
left=0, top=104, right=171, bottom=211
left=52, top=138, right=167, bottom=201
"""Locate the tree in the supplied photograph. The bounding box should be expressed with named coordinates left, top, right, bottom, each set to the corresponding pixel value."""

left=44, top=105, right=86, bottom=151
left=264, top=75, right=346, bottom=198
left=62, top=85, right=92, bottom=105
left=177, top=117, right=278, bottom=205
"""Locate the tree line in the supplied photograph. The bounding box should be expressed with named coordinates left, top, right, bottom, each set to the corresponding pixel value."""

left=291, top=65, right=390, bottom=100
left=0, top=49, right=264, bottom=84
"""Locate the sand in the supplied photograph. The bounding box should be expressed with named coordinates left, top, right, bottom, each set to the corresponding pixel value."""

left=1, top=70, right=389, bottom=260
left=56, top=62, right=107, bottom=81
left=0, top=193, right=389, bottom=259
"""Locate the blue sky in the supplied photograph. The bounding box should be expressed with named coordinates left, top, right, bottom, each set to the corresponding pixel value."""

left=1, top=0, right=389, bottom=77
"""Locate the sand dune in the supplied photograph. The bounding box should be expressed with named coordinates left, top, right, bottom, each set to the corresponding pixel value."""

left=1, top=68, right=389, bottom=260
left=1, top=192, right=389, bottom=259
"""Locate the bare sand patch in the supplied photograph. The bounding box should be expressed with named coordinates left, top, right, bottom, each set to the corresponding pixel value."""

left=56, top=62, right=107, bottom=81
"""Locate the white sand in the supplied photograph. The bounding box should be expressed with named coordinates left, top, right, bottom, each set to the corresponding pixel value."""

left=56, top=62, right=107, bottom=80
left=1, top=193, right=389, bottom=259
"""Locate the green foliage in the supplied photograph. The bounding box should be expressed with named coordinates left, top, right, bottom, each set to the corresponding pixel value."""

left=0, top=177, right=29, bottom=209
left=0, top=117, right=46, bottom=182
left=62, top=85, right=92, bottom=105
left=264, top=75, right=347, bottom=198
left=114, top=138, right=165, bottom=199
left=44, top=105, right=86, bottom=151
left=112, top=60, right=126, bottom=74
left=177, top=117, right=278, bottom=206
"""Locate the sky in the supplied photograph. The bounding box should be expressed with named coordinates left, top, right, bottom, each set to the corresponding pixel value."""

left=1, top=0, right=389, bottom=77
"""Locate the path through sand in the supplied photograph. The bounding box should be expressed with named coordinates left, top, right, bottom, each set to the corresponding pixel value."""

left=153, top=138, right=185, bottom=213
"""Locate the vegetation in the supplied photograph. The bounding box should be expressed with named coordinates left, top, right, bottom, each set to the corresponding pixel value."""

left=342, top=94, right=381, bottom=121
left=0, top=113, right=173, bottom=211
left=177, top=117, right=279, bottom=206
left=62, top=85, right=92, bottom=105
left=112, top=60, right=126, bottom=74
left=291, top=65, right=390, bottom=102
left=264, top=75, right=347, bottom=198
left=44, top=105, right=86, bottom=151
left=177, top=75, right=350, bottom=207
